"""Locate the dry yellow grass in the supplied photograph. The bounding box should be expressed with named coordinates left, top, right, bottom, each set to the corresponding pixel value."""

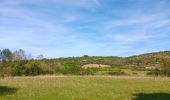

left=82, top=64, right=110, bottom=69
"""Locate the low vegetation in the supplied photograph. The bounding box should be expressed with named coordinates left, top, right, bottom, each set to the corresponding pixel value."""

left=0, top=48, right=170, bottom=77
left=0, top=49, right=170, bottom=100
left=0, top=76, right=170, bottom=100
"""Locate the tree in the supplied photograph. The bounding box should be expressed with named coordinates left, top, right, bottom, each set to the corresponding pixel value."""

left=36, top=54, right=44, bottom=60
left=2, top=48, right=13, bottom=61
left=83, top=55, right=89, bottom=57
left=0, top=50, right=2, bottom=61
left=0, top=50, right=7, bottom=61
left=12, top=49, right=27, bottom=61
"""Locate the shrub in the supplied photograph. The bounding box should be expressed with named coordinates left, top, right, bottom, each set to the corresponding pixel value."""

left=24, top=61, right=49, bottom=76
left=12, top=62, right=26, bottom=76
left=146, top=69, right=161, bottom=76
left=160, top=59, right=170, bottom=76
left=60, top=62, right=82, bottom=74
left=147, top=59, right=170, bottom=77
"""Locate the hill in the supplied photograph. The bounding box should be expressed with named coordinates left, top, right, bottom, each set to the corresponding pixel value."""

left=0, top=51, right=170, bottom=76
left=47, top=51, right=170, bottom=67
left=125, top=51, right=170, bottom=67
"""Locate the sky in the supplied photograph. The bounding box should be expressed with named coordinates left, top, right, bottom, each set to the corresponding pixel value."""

left=0, top=0, right=170, bottom=58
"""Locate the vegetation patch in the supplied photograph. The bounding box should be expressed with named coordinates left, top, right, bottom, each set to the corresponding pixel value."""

left=0, top=76, right=170, bottom=100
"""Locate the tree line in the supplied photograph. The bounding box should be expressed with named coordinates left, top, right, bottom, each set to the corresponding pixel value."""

left=0, top=48, right=44, bottom=61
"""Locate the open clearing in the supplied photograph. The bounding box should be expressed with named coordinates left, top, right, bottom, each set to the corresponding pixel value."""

left=0, top=76, right=170, bottom=100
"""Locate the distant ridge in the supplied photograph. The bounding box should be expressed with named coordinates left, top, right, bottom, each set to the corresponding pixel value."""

left=128, top=51, right=170, bottom=60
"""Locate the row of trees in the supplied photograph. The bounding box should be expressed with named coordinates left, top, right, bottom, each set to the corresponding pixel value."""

left=0, top=48, right=44, bottom=61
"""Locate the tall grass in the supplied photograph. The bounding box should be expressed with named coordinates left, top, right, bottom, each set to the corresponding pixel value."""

left=0, top=76, right=170, bottom=100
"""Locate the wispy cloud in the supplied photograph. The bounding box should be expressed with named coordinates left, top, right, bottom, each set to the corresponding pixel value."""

left=0, top=0, right=170, bottom=57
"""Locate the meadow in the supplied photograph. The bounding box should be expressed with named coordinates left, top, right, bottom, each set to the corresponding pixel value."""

left=0, top=76, right=170, bottom=100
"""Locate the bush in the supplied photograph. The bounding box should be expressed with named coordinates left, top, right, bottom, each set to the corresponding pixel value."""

left=147, top=59, right=170, bottom=77
left=12, top=62, right=26, bottom=76
left=146, top=69, right=160, bottom=76
left=0, top=62, right=8, bottom=76
left=60, top=62, right=82, bottom=74
left=24, top=61, right=49, bottom=76
left=160, top=59, right=170, bottom=76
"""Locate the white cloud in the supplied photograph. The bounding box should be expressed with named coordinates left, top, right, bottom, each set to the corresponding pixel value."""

left=113, top=33, right=151, bottom=42
left=0, top=0, right=170, bottom=57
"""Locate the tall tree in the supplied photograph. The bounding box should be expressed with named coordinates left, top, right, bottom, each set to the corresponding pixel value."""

left=0, top=50, right=7, bottom=61
left=0, top=50, right=2, bottom=61
left=13, top=49, right=27, bottom=61
left=2, top=48, right=13, bottom=61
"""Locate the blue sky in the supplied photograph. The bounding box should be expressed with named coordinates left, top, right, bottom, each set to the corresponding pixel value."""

left=0, top=0, right=170, bottom=58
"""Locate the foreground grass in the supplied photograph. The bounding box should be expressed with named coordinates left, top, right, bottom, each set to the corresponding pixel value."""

left=0, top=76, right=170, bottom=100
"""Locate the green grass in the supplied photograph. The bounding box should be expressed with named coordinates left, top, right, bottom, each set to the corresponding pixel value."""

left=0, top=76, right=170, bottom=100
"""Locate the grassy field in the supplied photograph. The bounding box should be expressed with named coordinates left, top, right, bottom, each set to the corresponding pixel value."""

left=0, top=76, right=170, bottom=100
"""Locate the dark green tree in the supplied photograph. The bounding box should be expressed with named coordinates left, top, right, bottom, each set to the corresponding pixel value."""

left=2, top=48, right=13, bottom=61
